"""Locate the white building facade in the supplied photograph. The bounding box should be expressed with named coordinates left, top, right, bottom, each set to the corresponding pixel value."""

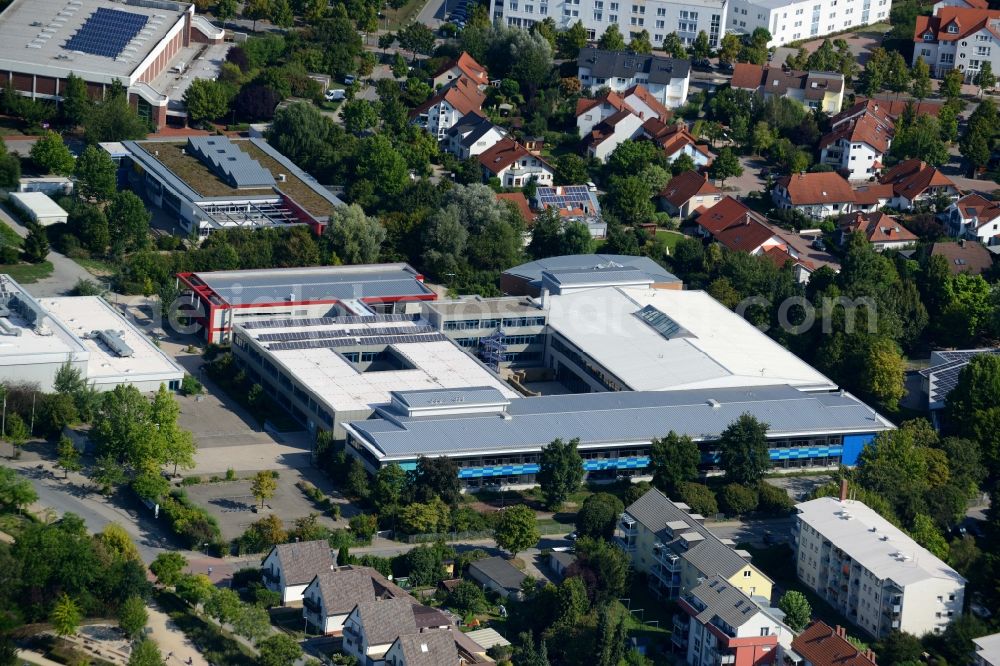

left=794, top=496, right=966, bottom=639
left=577, top=48, right=692, bottom=108
left=913, top=5, right=1000, bottom=80
left=493, top=0, right=726, bottom=46
left=727, top=0, right=891, bottom=46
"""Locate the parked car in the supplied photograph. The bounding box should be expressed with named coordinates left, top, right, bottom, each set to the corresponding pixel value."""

left=692, top=58, right=712, bottom=70
left=719, top=61, right=734, bottom=73
left=343, top=74, right=356, bottom=85
left=325, top=88, right=346, bottom=101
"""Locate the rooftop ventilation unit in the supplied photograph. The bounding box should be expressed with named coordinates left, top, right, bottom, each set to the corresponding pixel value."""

left=90, top=329, right=134, bottom=357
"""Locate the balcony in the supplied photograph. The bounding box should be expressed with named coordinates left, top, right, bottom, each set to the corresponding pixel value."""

left=718, top=655, right=736, bottom=665
left=303, top=597, right=322, bottom=615
left=261, top=569, right=279, bottom=584
left=615, top=536, right=637, bottom=553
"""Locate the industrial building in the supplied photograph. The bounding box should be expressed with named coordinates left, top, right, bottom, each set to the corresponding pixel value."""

left=177, top=264, right=436, bottom=345
left=231, top=313, right=517, bottom=440
left=794, top=496, right=966, bottom=639
left=105, top=136, right=343, bottom=238
left=0, top=0, right=224, bottom=129
left=0, top=275, right=183, bottom=392
left=500, top=254, right=682, bottom=297
left=343, top=384, right=893, bottom=484
left=421, top=296, right=548, bottom=368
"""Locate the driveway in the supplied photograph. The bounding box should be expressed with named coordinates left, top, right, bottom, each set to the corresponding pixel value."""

left=1, top=204, right=98, bottom=296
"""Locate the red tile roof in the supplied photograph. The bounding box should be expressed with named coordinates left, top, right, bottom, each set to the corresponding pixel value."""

left=659, top=170, right=720, bottom=207
left=831, top=99, right=896, bottom=127
left=775, top=172, right=855, bottom=205
left=478, top=137, right=552, bottom=175
left=851, top=183, right=894, bottom=205
left=697, top=196, right=766, bottom=234
left=792, top=622, right=878, bottom=666
left=915, top=6, right=1000, bottom=42
left=954, top=193, right=1000, bottom=228
left=410, top=75, right=485, bottom=118
left=880, top=158, right=957, bottom=199
left=730, top=64, right=844, bottom=96
left=575, top=90, right=630, bottom=117
left=762, top=246, right=814, bottom=272
left=645, top=122, right=713, bottom=160
left=854, top=97, right=945, bottom=118
left=932, top=240, right=994, bottom=274
left=497, top=192, right=535, bottom=223
left=622, top=84, right=672, bottom=121
left=435, top=52, right=489, bottom=85
left=715, top=217, right=777, bottom=253
left=839, top=211, right=918, bottom=244
left=819, top=110, right=894, bottom=153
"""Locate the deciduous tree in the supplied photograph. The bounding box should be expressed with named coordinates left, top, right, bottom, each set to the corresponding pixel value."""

left=778, top=591, right=811, bottom=631
left=598, top=24, right=626, bottom=50
left=718, top=414, right=770, bottom=485
left=50, top=594, right=81, bottom=637
left=250, top=471, right=277, bottom=509
left=75, top=145, right=118, bottom=201
left=118, top=596, right=148, bottom=639
left=575, top=492, right=624, bottom=539
left=650, top=431, right=700, bottom=496
left=30, top=132, right=75, bottom=176
left=537, top=437, right=584, bottom=510
left=150, top=552, right=188, bottom=587
left=493, top=504, right=539, bottom=555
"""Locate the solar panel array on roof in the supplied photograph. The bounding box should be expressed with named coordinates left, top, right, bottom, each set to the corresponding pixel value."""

left=64, top=8, right=148, bottom=59
left=536, top=186, right=594, bottom=210
left=241, top=313, right=419, bottom=329
left=186, top=137, right=276, bottom=189
left=257, top=324, right=435, bottom=342
left=267, top=333, right=447, bottom=351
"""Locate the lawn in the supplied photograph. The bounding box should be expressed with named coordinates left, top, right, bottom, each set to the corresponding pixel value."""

left=72, top=256, right=117, bottom=277
left=384, top=0, right=429, bottom=30
left=0, top=219, right=23, bottom=247
left=0, top=261, right=53, bottom=283
left=655, top=229, right=685, bottom=254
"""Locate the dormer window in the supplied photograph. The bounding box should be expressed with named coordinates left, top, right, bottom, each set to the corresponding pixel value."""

left=924, top=32, right=934, bottom=40
left=948, top=24, right=959, bottom=33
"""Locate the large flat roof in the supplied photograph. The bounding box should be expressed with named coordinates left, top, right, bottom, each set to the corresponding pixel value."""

left=796, top=497, right=965, bottom=587
left=423, top=296, right=543, bottom=317
left=546, top=287, right=836, bottom=391
left=122, top=138, right=343, bottom=218
left=0, top=0, right=188, bottom=83
left=238, top=316, right=516, bottom=413
left=9, top=191, right=68, bottom=218
left=182, top=264, right=435, bottom=308
left=504, top=254, right=679, bottom=288
left=38, top=296, right=184, bottom=385
left=345, top=384, right=893, bottom=459
left=0, top=276, right=85, bottom=366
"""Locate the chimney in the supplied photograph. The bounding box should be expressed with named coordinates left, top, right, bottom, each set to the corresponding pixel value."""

left=836, top=625, right=847, bottom=638
left=865, top=649, right=877, bottom=663
left=839, top=479, right=849, bottom=502
left=959, top=238, right=966, bottom=247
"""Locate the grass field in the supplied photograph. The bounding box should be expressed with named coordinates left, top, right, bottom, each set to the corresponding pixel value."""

left=655, top=229, right=685, bottom=253
left=0, top=261, right=52, bottom=283
left=0, top=219, right=23, bottom=247
left=384, top=0, right=429, bottom=30
left=72, top=256, right=117, bottom=277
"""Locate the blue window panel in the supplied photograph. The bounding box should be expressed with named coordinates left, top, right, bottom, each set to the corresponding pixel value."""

left=457, top=457, right=651, bottom=479
left=841, top=434, right=876, bottom=466
left=702, top=445, right=844, bottom=464
left=398, top=461, right=418, bottom=472
left=583, top=456, right=650, bottom=471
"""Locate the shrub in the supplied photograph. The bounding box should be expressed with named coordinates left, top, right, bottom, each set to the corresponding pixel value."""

left=721, top=483, right=760, bottom=516
left=349, top=514, right=378, bottom=541
left=757, top=482, right=794, bottom=514
left=159, top=490, right=222, bottom=548
left=181, top=476, right=202, bottom=486
left=678, top=482, right=719, bottom=516
left=180, top=374, right=203, bottom=396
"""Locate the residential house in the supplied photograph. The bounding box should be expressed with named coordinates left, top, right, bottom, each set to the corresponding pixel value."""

left=582, top=109, right=647, bottom=162
left=659, top=170, right=723, bottom=218
left=533, top=185, right=606, bottom=238
left=616, top=488, right=773, bottom=601
left=838, top=212, right=918, bottom=250
left=302, top=567, right=406, bottom=635
left=261, top=540, right=336, bottom=604
left=794, top=495, right=966, bottom=638
left=880, top=158, right=960, bottom=210
left=913, top=5, right=1000, bottom=80
left=342, top=598, right=451, bottom=665
left=677, top=576, right=794, bottom=665
left=444, top=113, right=506, bottom=160
left=496, top=192, right=535, bottom=225
left=974, top=632, right=1000, bottom=666
left=819, top=101, right=895, bottom=181
left=726, top=0, right=890, bottom=47
left=854, top=97, right=945, bottom=117
left=790, top=622, right=879, bottom=666
left=944, top=193, right=1000, bottom=243
left=643, top=120, right=714, bottom=167
left=577, top=48, right=691, bottom=108
left=468, top=556, right=527, bottom=600
left=385, top=631, right=460, bottom=666
left=479, top=138, right=556, bottom=187
left=410, top=76, right=486, bottom=139
left=575, top=84, right=671, bottom=137
left=730, top=64, right=845, bottom=113
left=432, top=52, right=489, bottom=89
left=761, top=246, right=817, bottom=283
left=851, top=183, right=894, bottom=212
left=931, top=239, right=995, bottom=274
left=772, top=172, right=856, bottom=219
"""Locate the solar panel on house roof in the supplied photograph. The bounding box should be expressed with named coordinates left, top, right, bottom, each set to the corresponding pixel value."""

left=536, top=186, right=593, bottom=209
left=64, top=8, right=148, bottom=59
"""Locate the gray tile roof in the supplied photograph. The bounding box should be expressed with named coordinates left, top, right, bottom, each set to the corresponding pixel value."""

left=687, top=576, right=763, bottom=630
left=347, top=384, right=894, bottom=459
left=270, top=540, right=335, bottom=585
left=312, top=569, right=378, bottom=615
left=578, top=48, right=691, bottom=84
left=504, top=254, right=678, bottom=287
left=626, top=489, right=759, bottom=580
left=392, top=631, right=460, bottom=666
left=469, top=556, right=527, bottom=591
left=355, top=597, right=418, bottom=645
left=189, top=263, right=434, bottom=306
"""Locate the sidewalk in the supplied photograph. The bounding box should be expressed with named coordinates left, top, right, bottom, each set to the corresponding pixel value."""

left=146, top=601, right=210, bottom=666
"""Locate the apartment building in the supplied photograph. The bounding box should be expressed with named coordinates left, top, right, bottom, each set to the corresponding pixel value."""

left=731, top=64, right=845, bottom=113
left=794, top=495, right=966, bottom=639
left=727, top=0, right=891, bottom=47
left=913, top=4, right=1000, bottom=80
left=577, top=48, right=691, bottom=108
left=409, top=76, right=486, bottom=139
left=491, top=0, right=725, bottom=47
left=616, top=489, right=774, bottom=602
left=677, top=576, right=795, bottom=666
